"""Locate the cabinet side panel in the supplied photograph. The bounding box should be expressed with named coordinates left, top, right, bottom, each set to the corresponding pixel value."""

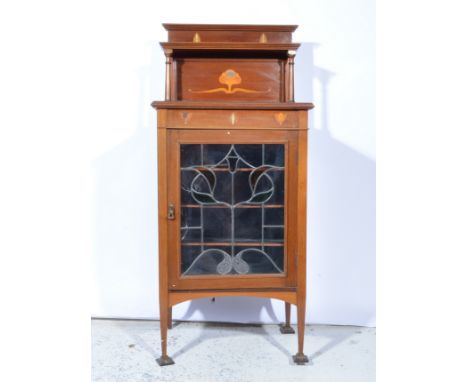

left=296, top=112, right=309, bottom=300
left=286, top=130, right=299, bottom=287
left=157, top=113, right=170, bottom=310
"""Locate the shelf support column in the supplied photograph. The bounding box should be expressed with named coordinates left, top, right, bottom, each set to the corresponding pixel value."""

left=286, top=50, right=296, bottom=102
left=164, top=49, right=173, bottom=101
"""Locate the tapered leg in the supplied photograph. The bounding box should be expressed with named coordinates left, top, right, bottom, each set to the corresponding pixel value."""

left=156, top=302, right=174, bottom=366
left=293, top=299, right=309, bottom=365
left=168, top=307, right=172, bottom=329
left=280, top=302, right=295, bottom=334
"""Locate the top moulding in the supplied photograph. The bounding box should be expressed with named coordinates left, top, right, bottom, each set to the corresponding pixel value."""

left=163, top=24, right=298, bottom=44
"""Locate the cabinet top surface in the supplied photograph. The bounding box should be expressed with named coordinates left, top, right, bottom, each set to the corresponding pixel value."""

left=163, top=24, right=298, bottom=32
left=152, top=101, right=314, bottom=110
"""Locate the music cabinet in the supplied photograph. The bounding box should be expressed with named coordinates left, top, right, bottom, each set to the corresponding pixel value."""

left=151, top=23, right=314, bottom=366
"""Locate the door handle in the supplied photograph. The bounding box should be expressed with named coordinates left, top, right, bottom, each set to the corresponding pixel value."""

left=168, top=203, right=175, bottom=220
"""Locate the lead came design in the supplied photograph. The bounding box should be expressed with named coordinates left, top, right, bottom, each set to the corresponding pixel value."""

left=180, top=144, right=285, bottom=275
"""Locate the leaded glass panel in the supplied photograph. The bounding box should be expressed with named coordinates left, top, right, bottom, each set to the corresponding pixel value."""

left=180, top=144, right=285, bottom=276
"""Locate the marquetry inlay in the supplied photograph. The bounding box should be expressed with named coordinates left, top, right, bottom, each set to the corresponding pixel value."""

left=230, top=112, right=237, bottom=125
left=192, top=33, right=201, bottom=43
left=180, top=111, right=192, bottom=125
left=274, top=112, right=287, bottom=126
left=189, top=69, right=270, bottom=95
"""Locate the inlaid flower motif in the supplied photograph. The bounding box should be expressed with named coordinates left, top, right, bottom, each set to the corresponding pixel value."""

left=218, top=69, right=242, bottom=92
left=189, top=69, right=270, bottom=94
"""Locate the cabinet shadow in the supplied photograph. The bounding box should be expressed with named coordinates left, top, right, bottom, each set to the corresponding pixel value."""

left=92, top=42, right=375, bottom=332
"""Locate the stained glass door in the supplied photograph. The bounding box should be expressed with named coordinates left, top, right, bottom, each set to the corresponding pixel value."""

left=167, top=129, right=298, bottom=289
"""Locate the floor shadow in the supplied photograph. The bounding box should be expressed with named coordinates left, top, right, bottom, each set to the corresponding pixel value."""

left=116, top=320, right=160, bottom=359
left=112, top=318, right=356, bottom=366
left=307, top=326, right=356, bottom=363
left=113, top=319, right=290, bottom=361
left=170, top=321, right=291, bottom=360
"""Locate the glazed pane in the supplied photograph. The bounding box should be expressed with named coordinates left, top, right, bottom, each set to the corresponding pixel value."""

left=180, top=144, right=285, bottom=275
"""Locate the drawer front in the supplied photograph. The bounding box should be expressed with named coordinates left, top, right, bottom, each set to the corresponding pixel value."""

left=167, top=109, right=299, bottom=130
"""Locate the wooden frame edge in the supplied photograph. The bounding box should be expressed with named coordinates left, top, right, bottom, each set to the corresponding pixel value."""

left=169, top=290, right=298, bottom=306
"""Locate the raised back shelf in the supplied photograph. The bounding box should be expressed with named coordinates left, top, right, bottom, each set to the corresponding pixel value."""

left=160, top=24, right=302, bottom=103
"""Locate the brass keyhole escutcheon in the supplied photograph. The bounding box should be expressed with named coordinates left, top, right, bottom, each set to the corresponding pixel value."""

left=168, top=203, right=175, bottom=220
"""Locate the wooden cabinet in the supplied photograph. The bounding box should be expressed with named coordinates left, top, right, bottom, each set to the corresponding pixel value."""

left=152, top=24, right=314, bottom=366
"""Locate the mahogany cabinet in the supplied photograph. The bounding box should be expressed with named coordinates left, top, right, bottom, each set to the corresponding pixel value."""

left=151, top=24, right=314, bottom=366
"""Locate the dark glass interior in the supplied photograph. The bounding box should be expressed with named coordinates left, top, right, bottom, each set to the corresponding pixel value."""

left=180, top=144, right=285, bottom=276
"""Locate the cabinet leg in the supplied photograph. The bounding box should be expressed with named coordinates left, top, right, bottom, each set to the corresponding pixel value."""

left=156, top=303, right=174, bottom=366
left=280, top=302, right=295, bottom=334
left=292, top=299, right=309, bottom=365
left=168, top=306, right=172, bottom=329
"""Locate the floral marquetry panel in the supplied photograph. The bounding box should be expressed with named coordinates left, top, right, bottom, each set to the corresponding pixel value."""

left=180, top=144, right=286, bottom=276
left=177, top=60, right=282, bottom=102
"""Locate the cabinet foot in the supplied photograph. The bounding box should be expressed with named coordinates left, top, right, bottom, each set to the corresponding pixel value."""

left=292, top=353, right=309, bottom=365
left=279, top=324, right=295, bottom=334
left=156, top=355, right=175, bottom=366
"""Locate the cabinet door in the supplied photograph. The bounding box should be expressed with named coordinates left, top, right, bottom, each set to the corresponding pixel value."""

left=166, top=129, right=298, bottom=290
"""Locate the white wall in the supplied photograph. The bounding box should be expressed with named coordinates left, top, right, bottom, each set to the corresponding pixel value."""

left=90, top=0, right=375, bottom=326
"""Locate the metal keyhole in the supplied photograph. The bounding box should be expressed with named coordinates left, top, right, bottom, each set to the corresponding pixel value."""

left=168, top=203, right=175, bottom=220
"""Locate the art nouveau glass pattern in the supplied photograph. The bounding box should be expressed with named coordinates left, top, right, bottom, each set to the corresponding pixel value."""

left=180, top=144, right=285, bottom=276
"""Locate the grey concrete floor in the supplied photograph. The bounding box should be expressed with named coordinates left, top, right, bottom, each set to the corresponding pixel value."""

left=92, top=319, right=375, bottom=382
